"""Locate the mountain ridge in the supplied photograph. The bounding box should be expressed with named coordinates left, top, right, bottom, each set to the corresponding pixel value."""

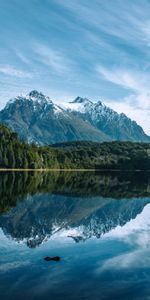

left=0, top=90, right=149, bottom=144
left=65, top=96, right=150, bottom=142
left=0, top=91, right=109, bottom=144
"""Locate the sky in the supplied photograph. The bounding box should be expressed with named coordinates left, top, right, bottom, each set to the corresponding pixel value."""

left=0, top=0, right=150, bottom=134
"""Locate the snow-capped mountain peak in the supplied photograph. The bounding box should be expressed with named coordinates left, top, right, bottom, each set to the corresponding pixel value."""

left=64, top=96, right=106, bottom=114
left=1, top=91, right=109, bottom=145
left=25, top=90, right=53, bottom=104
left=62, top=96, right=94, bottom=113
left=1, top=90, right=150, bottom=143
left=5, top=90, right=64, bottom=115
left=62, top=95, right=150, bottom=142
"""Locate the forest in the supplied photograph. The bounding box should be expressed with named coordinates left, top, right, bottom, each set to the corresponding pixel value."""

left=0, top=123, right=150, bottom=170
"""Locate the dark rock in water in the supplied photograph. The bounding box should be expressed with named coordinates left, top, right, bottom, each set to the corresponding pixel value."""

left=44, top=256, right=60, bottom=262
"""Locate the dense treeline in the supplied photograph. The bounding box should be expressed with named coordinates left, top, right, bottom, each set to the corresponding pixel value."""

left=53, top=141, right=150, bottom=170
left=0, top=124, right=150, bottom=170
left=0, top=124, right=60, bottom=169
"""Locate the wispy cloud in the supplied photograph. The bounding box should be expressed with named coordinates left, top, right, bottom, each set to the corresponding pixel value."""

left=15, top=50, right=30, bottom=64
left=96, top=249, right=150, bottom=273
left=33, top=43, right=70, bottom=74
left=0, top=65, right=32, bottom=78
left=56, top=0, right=150, bottom=48
left=0, top=260, right=30, bottom=272
left=96, top=66, right=149, bottom=94
left=95, top=202, right=150, bottom=273
left=0, top=0, right=149, bottom=132
left=105, top=99, right=150, bottom=135
left=103, top=202, right=150, bottom=245
left=96, top=65, right=150, bottom=134
left=96, top=66, right=150, bottom=127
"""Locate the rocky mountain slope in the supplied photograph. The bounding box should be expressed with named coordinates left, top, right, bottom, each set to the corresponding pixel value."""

left=0, top=91, right=109, bottom=144
left=65, top=96, right=150, bottom=142
left=0, top=90, right=149, bottom=144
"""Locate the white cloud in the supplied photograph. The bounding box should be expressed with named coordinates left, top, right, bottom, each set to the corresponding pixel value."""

left=96, top=249, right=150, bottom=273
left=95, top=202, right=150, bottom=273
left=105, top=98, right=150, bottom=135
left=103, top=202, right=150, bottom=247
left=0, top=261, right=30, bottom=272
left=0, top=65, right=32, bottom=78
left=15, top=50, right=30, bottom=64
left=96, top=66, right=150, bottom=134
left=56, top=0, right=150, bottom=48
left=96, top=66, right=149, bottom=95
left=33, top=43, right=70, bottom=74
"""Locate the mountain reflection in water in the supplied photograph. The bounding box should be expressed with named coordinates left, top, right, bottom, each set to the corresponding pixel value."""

left=0, top=171, right=150, bottom=300
left=0, top=171, right=150, bottom=247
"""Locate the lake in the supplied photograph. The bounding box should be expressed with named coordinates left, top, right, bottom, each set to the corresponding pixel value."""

left=0, top=171, right=150, bottom=300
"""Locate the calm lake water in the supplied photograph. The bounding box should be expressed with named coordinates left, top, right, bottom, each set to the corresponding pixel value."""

left=0, top=171, right=150, bottom=300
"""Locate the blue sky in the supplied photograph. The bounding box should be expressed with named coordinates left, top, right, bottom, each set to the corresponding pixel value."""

left=0, top=0, right=150, bottom=133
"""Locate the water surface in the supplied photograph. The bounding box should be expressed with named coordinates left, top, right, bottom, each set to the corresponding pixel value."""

left=0, top=171, right=150, bottom=300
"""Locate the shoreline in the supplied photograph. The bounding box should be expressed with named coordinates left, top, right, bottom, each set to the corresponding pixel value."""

left=0, top=168, right=150, bottom=172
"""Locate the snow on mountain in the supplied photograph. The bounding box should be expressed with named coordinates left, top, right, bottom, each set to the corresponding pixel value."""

left=0, top=91, right=150, bottom=143
left=65, top=96, right=130, bottom=122
left=0, top=90, right=109, bottom=144
left=6, top=90, right=64, bottom=115
left=62, top=96, right=93, bottom=113
left=63, top=96, right=150, bottom=142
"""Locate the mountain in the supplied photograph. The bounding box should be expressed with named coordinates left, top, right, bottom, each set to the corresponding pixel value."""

left=0, top=90, right=109, bottom=144
left=0, top=90, right=149, bottom=144
left=65, top=96, right=150, bottom=142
